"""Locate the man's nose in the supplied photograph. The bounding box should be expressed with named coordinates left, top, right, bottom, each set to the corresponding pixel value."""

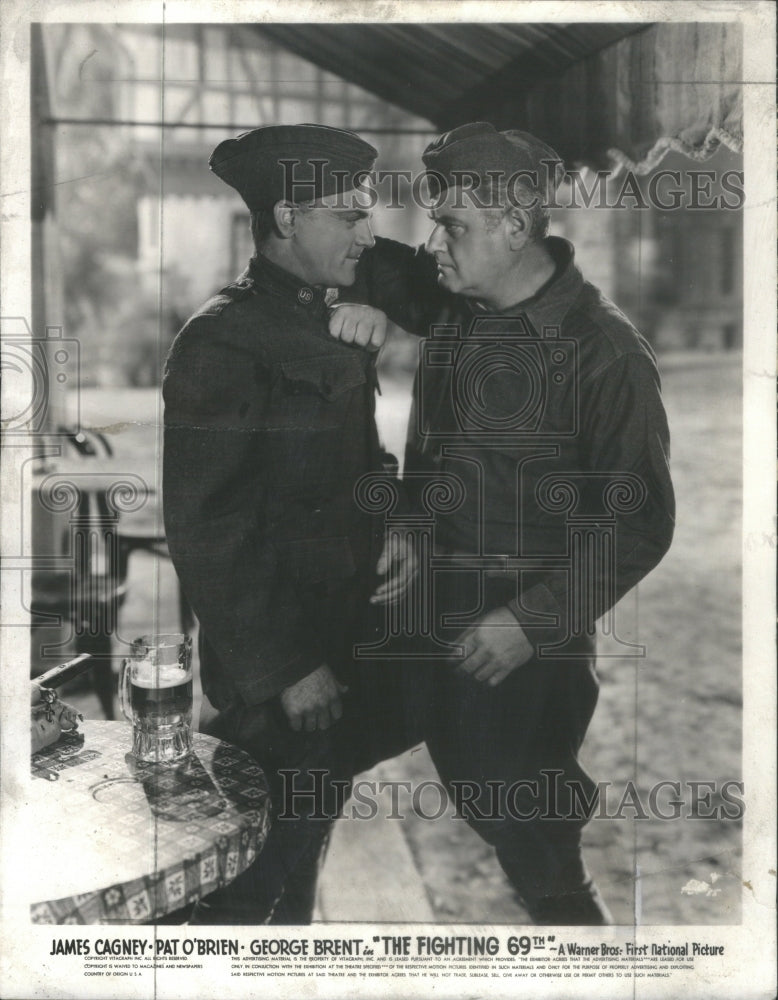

left=425, top=223, right=446, bottom=255
left=355, top=217, right=375, bottom=248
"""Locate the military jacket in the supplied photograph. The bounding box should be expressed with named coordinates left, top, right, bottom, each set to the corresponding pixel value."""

left=348, top=236, right=676, bottom=656
left=163, top=254, right=384, bottom=708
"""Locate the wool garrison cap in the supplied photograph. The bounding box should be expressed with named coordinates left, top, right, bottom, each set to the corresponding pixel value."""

left=209, top=124, right=378, bottom=210
left=422, top=121, right=564, bottom=201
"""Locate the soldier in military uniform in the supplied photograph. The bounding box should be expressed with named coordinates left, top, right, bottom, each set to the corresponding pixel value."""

left=163, top=125, right=396, bottom=924
left=332, top=123, right=676, bottom=924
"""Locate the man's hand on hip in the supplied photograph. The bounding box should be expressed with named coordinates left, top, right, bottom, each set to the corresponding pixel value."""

left=328, top=303, right=387, bottom=350
left=451, top=607, right=535, bottom=686
left=280, top=664, right=347, bottom=732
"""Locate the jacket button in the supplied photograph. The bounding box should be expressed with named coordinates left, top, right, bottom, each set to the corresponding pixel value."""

left=297, top=287, right=314, bottom=305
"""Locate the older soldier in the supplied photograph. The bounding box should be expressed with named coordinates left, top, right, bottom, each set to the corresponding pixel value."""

left=332, top=122, right=676, bottom=924
left=163, top=124, right=393, bottom=924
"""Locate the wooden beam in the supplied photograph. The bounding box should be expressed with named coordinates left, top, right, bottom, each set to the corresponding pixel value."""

left=30, top=24, right=66, bottom=433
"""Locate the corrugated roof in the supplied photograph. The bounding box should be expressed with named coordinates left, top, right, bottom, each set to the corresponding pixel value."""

left=251, top=23, right=649, bottom=128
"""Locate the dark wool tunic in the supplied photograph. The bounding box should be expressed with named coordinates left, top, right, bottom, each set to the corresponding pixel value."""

left=348, top=235, right=676, bottom=656
left=163, top=253, right=385, bottom=709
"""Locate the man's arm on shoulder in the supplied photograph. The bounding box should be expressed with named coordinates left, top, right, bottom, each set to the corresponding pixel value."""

left=343, top=235, right=447, bottom=336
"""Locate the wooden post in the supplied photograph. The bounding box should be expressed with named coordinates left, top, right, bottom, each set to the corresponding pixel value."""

left=30, top=22, right=67, bottom=436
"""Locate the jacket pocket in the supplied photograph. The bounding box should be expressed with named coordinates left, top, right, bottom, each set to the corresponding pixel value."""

left=278, top=353, right=366, bottom=401
left=264, top=353, right=367, bottom=437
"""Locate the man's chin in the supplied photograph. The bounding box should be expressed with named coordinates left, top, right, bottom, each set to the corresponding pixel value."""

left=337, top=260, right=360, bottom=286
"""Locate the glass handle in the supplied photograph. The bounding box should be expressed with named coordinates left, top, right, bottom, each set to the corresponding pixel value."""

left=118, top=660, right=133, bottom=722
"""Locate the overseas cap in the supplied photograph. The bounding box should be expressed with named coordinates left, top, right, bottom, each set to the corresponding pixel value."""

left=422, top=121, right=564, bottom=203
left=209, top=124, right=378, bottom=210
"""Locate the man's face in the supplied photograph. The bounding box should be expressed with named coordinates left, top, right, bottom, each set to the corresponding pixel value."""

left=425, top=191, right=512, bottom=303
left=291, top=190, right=375, bottom=287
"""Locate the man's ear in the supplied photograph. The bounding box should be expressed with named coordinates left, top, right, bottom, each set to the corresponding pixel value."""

left=504, top=206, right=531, bottom=249
left=273, top=201, right=297, bottom=238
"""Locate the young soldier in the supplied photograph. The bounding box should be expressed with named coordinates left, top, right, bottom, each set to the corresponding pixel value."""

left=164, top=124, right=394, bottom=924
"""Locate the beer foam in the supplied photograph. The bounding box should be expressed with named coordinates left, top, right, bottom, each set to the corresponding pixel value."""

left=132, top=660, right=188, bottom=688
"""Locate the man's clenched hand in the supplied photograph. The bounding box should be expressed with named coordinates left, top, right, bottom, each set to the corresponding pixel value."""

left=450, top=607, right=535, bottom=686
left=328, top=303, right=388, bottom=350
left=280, top=664, right=347, bottom=732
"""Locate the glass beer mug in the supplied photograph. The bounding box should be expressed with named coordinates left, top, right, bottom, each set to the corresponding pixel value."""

left=119, top=633, right=193, bottom=763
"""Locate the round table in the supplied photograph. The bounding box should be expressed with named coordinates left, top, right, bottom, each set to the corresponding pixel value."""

left=29, top=720, right=270, bottom=924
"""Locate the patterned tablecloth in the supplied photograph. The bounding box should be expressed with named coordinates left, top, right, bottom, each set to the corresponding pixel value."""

left=29, top=721, right=270, bottom=924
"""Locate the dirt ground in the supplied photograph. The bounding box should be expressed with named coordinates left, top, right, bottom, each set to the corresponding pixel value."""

left=68, top=352, right=743, bottom=926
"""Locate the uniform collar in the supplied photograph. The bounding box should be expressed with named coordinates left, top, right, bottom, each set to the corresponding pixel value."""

left=246, top=253, right=330, bottom=312
left=470, top=236, right=583, bottom=330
